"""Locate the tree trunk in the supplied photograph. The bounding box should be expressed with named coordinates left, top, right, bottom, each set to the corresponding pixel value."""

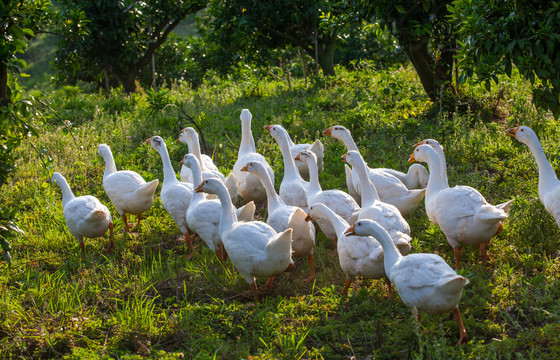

left=402, top=35, right=454, bottom=102
left=317, top=37, right=337, bottom=76
left=403, top=36, right=437, bottom=101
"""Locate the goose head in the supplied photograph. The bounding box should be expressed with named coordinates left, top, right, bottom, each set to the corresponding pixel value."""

left=506, top=125, right=536, bottom=145
left=408, top=144, right=437, bottom=164
left=305, top=203, right=329, bottom=222
left=195, top=178, right=222, bottom=195
left=341, top=150, right=362, bottom=167
left=240, top=109, right=252, bottom=123
left=240, top=161, right=262, bottom=174
left=97, top=144, right=112, bottom=157
left=344, top=219, right=385, bottom=239
left=178, top=127, right=199, bottom=145
left=294, top=150, right=315, bottom=164
left=264, top=124, right=288, bottom=143
left=50, top=172, right=64, bottom=185
left=322, top=125, right=348, bottom=139
left=146, top=135, right=165, bottom=151
left=180, top=153, right=198, bottom=169
left=414, top=138, right=443, bottom=152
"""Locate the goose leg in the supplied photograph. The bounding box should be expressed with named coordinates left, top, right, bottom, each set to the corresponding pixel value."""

left=250, top=281, right=259, bottom=302
left=302, top=254, right=316, bottom=283
left=121, top=214, right=134, bottom=232
left=341, top=278, right=352, bottom=295
left=265, top=275, right=277, bottom=289
left=479, top=240, right=491, bottom=262
left=185, top=232, right=196, bottom=260
left=105, top=222, right=115, bottom=254
left=135, top=214, right=142, bottom=228
left=453, top=247, right=463, bottom=269
left=453, top=307, right=468, bottom=345
left=384, top=276, right=394, bottom=298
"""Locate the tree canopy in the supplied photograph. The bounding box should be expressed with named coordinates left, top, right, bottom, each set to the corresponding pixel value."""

left=54, top=0, right=207, bottom=93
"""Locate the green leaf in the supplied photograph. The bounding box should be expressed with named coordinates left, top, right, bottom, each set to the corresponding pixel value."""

left=396, top=5, right=406, bottom=14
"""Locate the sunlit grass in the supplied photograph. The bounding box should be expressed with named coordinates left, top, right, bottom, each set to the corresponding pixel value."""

left=1, top=65, right=560, bottom=358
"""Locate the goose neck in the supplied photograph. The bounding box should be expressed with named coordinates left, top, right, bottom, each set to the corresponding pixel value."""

left=526, top=136, right=559, bottom=188
left=339, top=131, right=359, bottom=152
left=277, top=133, right=301, bottom=180
left=215, top=184, right=237, bottom=234
left=56, top=177, right=76, bottom=208
left=189, top=160, right=206, bottom=202
left=424, top=149, right=448, bottom=194
left=253, top=167, right=283, bottom=213
left=306, top=157, right=322, bottom=196
left=352, top=158, right=379, bottom=208
left=102, top=150, right=117, bottom=178
left=240, top=120, right=256, bottom=155
left=319, top=209, right=348, bottom=238
left=158, top=144, right=179, bottom=185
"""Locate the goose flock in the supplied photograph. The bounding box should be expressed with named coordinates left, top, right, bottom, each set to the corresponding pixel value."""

left=49, top=109, right=559, bottom=346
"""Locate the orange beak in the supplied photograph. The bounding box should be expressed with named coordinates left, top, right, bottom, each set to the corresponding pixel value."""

left=305, top=211, right=312, bottom=222
left=195, top=183, right=204, bottom=193
left=344, top=224, right=356, bottom=236
left=264, top=125, right=272, bottom=132
left=240, top=164, right=249, bottom=172
left=322, top=127, right=333, bottom=136
left=179, top=158, right=184, bottom=165
left=145, top=137, right=153, bottom=144
left=408, top=152, right=416, bottom=164
left=506, top=127, right=518, bottom=137
left=341, top=153, right=347, bottom=162
left=295, top=153, right=302, bottom=161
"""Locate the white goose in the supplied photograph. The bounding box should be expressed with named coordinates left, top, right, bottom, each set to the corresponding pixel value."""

left=147, top=136, right=194, bottom=257
left=51, top=172, right=114, bottom=254
left=306, top=204, right=387, bottom=295
left=182, top=154, right=255, bottom=263
left=323, top=125, right=426, bottom=215
left=241, top=160, right=316, bottom=281
left=343, top=151, right=412, bottom=255
left=178, top=127, right=238, bottom=200
left=98, top=144, right=158, bottom=233
left=409, top=144, right=512, bottom=269
left=195, top=178, right=294, bottom=301
left=232, top=109, right=275, bottom=203
left=346, top=219, right=469, bottom=346
left=286, top=131, right=324, bottom=181
left=265, top=124, right=310, bottom=211
left=507, top=126, right=560, bottom=226
left=296, top=150, right=359, bottom=242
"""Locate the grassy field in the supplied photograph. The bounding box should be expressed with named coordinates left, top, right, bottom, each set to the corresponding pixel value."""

left=1, top=64, right=560, bottom=359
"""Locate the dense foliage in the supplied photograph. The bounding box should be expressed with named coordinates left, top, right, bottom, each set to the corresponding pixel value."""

left=451, top=0, right=560, bottom=117
left=54, top=0, right=206, bottom=93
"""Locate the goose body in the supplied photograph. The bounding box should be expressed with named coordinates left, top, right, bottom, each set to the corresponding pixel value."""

left=323, top=125, right=425, bottom=215
left=343, top=151, right=412, bottom=255
left=296, top=150, right=359, bottom=241
left=345, top=219, right=468, bottom=345
left=265, top=124, right=310, bottom=211
left=409, top=144, right=512, bottom=268
left=147, top=136, right=194, bottom=254
left=306, top=204, right=385, bottom=294
left=232, top=109, right=275, bottom=203
left=241, top=160, right=316, bottom=280
left=98, top=144, right=158, bottom=232
left=183, top=154, right=255, bottom=262
left=51, top=172, right=114, bottom=253
left=507, top=126, right=560, bottom=226
left=196, top=178, right=293, bottom=301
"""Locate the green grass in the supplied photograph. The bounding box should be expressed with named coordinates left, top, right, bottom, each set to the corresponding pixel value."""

left=2, top=65, right=560, bottom=359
